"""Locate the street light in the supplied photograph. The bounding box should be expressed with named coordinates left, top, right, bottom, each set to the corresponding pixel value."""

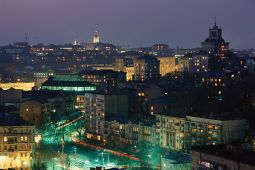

left=61, top=138, right=64, bottom=153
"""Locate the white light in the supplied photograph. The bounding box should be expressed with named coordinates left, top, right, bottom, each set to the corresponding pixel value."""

left=85, top=160, right=90, bottom=165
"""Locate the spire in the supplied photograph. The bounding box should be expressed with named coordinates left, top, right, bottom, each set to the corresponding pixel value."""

left=73, top=32, right=79, bottom=46
left=214, top=16, right=217, bottom=26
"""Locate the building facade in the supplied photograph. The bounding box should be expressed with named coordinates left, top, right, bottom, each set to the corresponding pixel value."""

left=134, top=55, right=160, bottom=81
left=157, top=56, right=177, bottom=76
left=0, top=113, right=35, bottom=169
left=79, top=70, right=126, bottom=92
left=156, top=114, right=248, bottom=151
left=193, top=54, right=209, bottom=73
left=201, top=21, right=229, bottom=59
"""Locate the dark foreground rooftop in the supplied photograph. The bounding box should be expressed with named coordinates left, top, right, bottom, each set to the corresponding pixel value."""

left=191, top=144, right=255, bottom=167
left=0, top=112, right=33, bottom=126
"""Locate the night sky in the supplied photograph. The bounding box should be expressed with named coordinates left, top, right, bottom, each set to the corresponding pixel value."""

left=0, top=0, right=254, bottom=49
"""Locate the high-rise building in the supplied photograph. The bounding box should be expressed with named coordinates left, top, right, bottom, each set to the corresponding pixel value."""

left=134, top=54, right=160, bottom=81
left=84, top=93, right=128, bottom=142
left=201, top=18, right=229, bottom=59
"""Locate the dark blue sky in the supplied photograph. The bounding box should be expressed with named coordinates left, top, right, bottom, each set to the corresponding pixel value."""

left=0, top=0, right=254, bottom=49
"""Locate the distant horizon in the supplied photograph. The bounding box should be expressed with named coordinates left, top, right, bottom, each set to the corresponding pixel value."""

left=1, top=37, right=255, bottom=51
left=0, top=0, right=254, bottom=49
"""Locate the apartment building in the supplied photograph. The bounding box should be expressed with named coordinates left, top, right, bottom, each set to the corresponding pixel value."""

left=0, top=112, right=35, bottom=169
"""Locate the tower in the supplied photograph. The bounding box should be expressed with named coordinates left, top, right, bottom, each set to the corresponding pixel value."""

left=73, top=32, right=80, bottom=46
left=93, top=31, right=100, bottom=44
left=201, top=17, right=229, bottom=59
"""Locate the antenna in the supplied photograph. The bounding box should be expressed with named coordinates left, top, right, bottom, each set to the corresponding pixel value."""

left=214, top=16, right=217, bottom=26
left=75, top=32, right=78, bottom=41
left=25, top=33, right=29, bottom=43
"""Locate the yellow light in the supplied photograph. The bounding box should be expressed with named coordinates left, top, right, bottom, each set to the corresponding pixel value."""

left=34, top=135, right=42, bottom=144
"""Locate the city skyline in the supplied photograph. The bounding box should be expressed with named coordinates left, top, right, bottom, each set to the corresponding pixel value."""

left=0, top=0, right=255, bottom=49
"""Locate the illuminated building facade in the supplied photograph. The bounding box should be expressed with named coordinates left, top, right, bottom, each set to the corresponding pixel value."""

left=157, top=56, right=178, bottom=76
left=0, top=113, right=35, bottom=169
left=156, top=114, right=247, bottom=151
left=156, top=115, right=186, bottom=150
left=93, top=31, right=100, bottom=44
left=0, top=82, right=35, bottom=91
left=134, top=54, right=160, bottom=81
left=102, top=121, right=157, bottom=146
left=125, top=66, right=134, bottom=81
left=114, top=58, right=135, bottom=81
left=41, top=74, right=96, bottom=92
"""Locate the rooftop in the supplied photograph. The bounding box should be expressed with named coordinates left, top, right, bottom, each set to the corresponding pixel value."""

left=0, top=112, right=33, bottom=126
left=79, top=69, right=125, bottom=75
left=191, top=144, right=255, bottom=167
left=42, top=75, right=95, bottom=87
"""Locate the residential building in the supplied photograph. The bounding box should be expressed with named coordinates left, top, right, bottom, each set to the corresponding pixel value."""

left=0, top=112, right=35, bottom=169
left=84, top=93, right=128, bottom=142
left=193, top=54, right=209, bottom=72
left=156, top=114, right=248, bottom=151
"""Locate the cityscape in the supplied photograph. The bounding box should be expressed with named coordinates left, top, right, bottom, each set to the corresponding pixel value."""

left=1, top=1, right=255, bottom=170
